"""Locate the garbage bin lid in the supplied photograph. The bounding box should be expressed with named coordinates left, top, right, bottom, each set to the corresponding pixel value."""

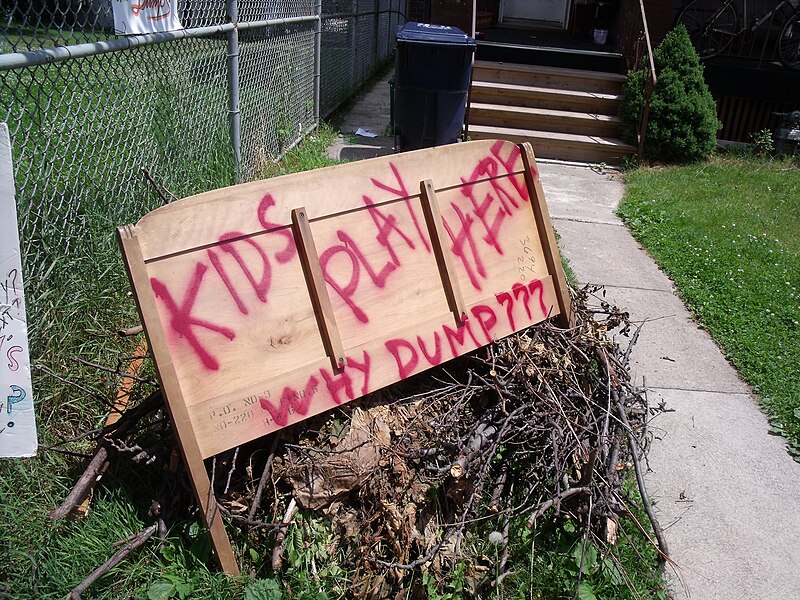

left=396, top=22, right=476, bottom=46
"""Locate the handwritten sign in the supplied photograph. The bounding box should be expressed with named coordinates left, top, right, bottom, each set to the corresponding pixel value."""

left=119, top=139, right=572, bottom=573
left=111, top=0, right=183, bottom=35
left=0, top=123, right=37, bottom=458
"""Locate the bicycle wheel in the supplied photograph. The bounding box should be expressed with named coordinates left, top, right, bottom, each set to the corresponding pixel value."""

left=779, top=10, right=800, bottom=69
left=678, top=0, right=738, bottom=58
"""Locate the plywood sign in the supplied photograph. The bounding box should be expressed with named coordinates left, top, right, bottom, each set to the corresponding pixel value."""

left=119, top=139, right=572, bottom=573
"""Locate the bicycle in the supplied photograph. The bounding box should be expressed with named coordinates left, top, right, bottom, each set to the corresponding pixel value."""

left=677, top=0, right=800, bottom=69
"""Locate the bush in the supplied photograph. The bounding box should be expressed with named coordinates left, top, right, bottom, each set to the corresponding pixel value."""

left=620, top=25, right=721, bottom=163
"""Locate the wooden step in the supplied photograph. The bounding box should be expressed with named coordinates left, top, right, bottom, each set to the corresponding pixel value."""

left=470, top=80, right=622, bottom=115
left=476, top=41, right=625, bottom=73
left=473, top=60, right=627, bottom=94
left=468, top=124, right=636, bottom=164
left=469, top=102, right=622, bottom=137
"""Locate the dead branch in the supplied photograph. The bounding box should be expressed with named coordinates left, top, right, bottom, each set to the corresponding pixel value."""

left=50, top=390, right=163, bottom=520
left=248, top=434, right=280, bottom=522
left=615, top=392, right=670, bottom=560
left=50, top=448, right=111, bottom=520
left=271, top=498, right=298, bottom=572
left=527, top=486, right=591, bottom=527
left=67, top=523, right=158, bottom=600
left=53, top=285, right=668, bottom=598
left=117, top=324, right=144, bottom=337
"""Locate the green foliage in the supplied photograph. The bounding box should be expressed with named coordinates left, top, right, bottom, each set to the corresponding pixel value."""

left=620, top=25, right=721, bottom=163
left=257, top=122, right=341, bottom=179
left=496, top=502, right=667, bottom=600
left=244, top=578, right=283, bottom=600
left=750, top=129, right=774, bottom=158
left=619, top=156, right=800, bottom=457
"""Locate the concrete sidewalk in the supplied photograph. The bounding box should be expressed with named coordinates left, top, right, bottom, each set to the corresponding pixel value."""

left=327, top=77, right=800, bottom=599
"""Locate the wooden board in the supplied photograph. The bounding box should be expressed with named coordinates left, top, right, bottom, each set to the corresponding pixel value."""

left=118, top=139, right=572, bottom=573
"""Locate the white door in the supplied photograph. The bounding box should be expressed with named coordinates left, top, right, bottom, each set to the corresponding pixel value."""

left=501, top=0, right=569, bottom=27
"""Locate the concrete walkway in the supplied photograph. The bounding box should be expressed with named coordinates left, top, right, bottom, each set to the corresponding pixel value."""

left=326, top=76, right=800, bottom=599
left=541, top=164, right=800, bottom=600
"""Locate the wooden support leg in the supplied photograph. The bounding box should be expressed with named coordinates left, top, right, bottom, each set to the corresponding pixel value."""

left=117, top=226, right=240, bottom=575
left=182, top=444, right=240, bottom=575
left=519, top=143, right=575, bottom=329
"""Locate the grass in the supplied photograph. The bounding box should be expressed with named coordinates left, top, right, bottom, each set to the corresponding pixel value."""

left=618, top=154, right=800, bottom=457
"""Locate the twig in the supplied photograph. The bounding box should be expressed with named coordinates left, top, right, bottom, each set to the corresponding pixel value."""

left=248, top=435, right=280, bottom=522
left=140, top=166, right=176, bottom=204
left=527, top=486, right=590, bottom=527
left=69, top=356, right=154, bottom=385
left=117, top=325, right=144, bottom=337
left=67, top=524, right=158, bottom=599
left=50, top=391, right=163, bottom=520
left=224, top=447, right=240, bottom=496
left=50, top=448, right=110, bottom=520
left=622, top=320, right=646, bottom=365
left=614, top=392, right=670, bottom=560
left=34, top=364, right=107, bottom=404
left=271, top=498, right=298, bottom=572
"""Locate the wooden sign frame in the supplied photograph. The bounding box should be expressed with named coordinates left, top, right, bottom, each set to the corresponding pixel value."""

left=118, top=140, right=572, bottom=573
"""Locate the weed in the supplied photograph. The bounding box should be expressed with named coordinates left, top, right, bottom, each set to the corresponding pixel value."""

left=750, top=128, right=774, bottom=158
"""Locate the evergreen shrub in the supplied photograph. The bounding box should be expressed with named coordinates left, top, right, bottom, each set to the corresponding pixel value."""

left=620, top=25, right=721, bottom=163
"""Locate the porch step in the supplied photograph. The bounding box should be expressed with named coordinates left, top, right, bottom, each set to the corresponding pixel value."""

left=468, top=124, right=636, bottom=164
left=476, top=41, right=625, bottom=73
left=470, top=102, right=622, bottom=137
left=473, top=60, right=627, bottom=94
left=471, top=80, right=623, bottom=115
left=468, top=59, right=631, bottom=164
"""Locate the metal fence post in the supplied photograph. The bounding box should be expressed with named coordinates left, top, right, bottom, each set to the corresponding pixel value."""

left=374, top=0, right=379, bottom=60
left=226, top=0, right=242, bottom=183
left=314, top=0, right=322, bottom=125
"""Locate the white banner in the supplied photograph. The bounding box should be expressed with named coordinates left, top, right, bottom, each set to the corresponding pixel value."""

left=0, top=123, right=37, bottom=458
left=111, top=0, right=184, bottom=35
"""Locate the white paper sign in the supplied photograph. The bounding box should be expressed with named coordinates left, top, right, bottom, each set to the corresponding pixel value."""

left=0, top=123, right=37, bottom=458
left=111, top=0, right=184, bottom=35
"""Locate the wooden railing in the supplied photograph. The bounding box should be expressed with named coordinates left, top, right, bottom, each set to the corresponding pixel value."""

left=618, top=0, right=658, bottom=158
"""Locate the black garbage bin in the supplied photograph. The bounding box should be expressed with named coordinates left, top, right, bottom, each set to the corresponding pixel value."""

left=394, top=22, right=476, bottom=151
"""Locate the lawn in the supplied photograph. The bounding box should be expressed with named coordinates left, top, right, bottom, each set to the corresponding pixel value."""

left=618, top=155, right=800, bottom=457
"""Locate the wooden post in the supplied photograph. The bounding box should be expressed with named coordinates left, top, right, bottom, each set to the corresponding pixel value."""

left=518, top=143, right=575, bottom=328
left=291, top=207, right=346, bottom=371
left=117, top=226, right=240, bottom=575
left=419, top=179, right=468, bottom=325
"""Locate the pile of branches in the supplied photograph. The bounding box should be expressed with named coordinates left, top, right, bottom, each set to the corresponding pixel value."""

left=50, top=286, right=667, bottom=598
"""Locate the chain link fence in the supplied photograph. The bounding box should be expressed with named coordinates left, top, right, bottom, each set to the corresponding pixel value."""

left=0, top=0, right=404, bottom=390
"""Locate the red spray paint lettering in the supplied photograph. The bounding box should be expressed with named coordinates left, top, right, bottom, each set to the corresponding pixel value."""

left=443, top=204, right=486, bottom=291
left=151, top=263, right=235, bottom=371
left=319, top=352, right=371, bottom=405
left=370, top=163, right=431, bottom=253
left=320, top=231, right=396, bottom=323
left=257, top=193, right=297, bottom=263
left=363, top=196, right=419, bottom=265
